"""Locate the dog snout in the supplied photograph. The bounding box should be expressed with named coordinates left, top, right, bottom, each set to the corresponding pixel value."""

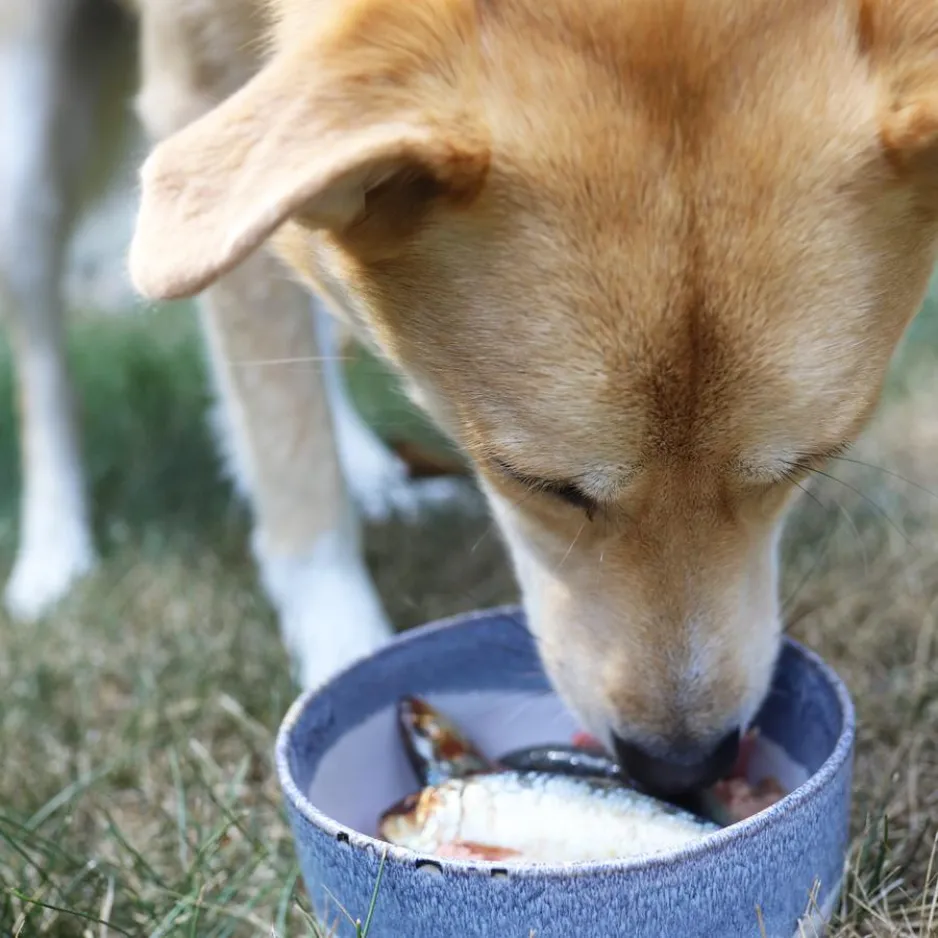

left=611, top=728, right=741, bottom=796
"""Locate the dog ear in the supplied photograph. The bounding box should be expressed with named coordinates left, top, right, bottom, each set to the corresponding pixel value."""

left=129, top=0, right=487, bottom=300
left=862, top=0, right=938, bottom=168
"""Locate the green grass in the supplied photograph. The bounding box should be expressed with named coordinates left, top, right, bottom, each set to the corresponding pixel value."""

left=1, top=288, right=938, bottom=936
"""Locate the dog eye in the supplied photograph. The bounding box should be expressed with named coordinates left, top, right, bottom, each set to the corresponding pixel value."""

left=539, top=479, right=599, bottom=519
left=492, top=459, right=598, bottom=519
left=737, top=442, right=851, bottom=487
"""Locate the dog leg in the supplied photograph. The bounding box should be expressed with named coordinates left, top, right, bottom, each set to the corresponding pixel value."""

left=313, top=306, right=413, bottom=520
left=198, top=265, right=393, bottom=688
left=135, top=0, right=392, bottom=686
left=315, top=304, right=476, bottom=521
left=0, top=1, right=96, bottom=620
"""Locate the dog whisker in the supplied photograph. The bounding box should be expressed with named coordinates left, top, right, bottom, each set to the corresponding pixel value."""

left=781, top=512, right=843, bottom=624
left=828, top=455, right=938, bottom=504
left=807, top=468, right=912, bottom=549
left=470, top=490, right=535, bottom=555
left=556, top=521, right=586, bottom=573
left=223, top=355, right=353, bottom=367
left=798, top=478, right=870, bottom=580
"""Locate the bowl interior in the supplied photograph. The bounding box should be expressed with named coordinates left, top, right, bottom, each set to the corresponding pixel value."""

left=284, top=610, right=847, bottom=842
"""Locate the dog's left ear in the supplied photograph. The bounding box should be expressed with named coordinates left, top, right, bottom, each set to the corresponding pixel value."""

left=863, top=0, right=938, bottom=167
left=129, top=0, right=487, bottom=300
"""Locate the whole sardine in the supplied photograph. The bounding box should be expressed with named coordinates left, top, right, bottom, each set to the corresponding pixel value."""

left=379, top=771, right=718, bottom=864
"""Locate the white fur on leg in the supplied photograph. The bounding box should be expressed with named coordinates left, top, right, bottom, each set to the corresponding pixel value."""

left=5, top=495, right=96, bottom=620
left=255, top=513, right=393, bottom=689
left=3, top=340, right=96, bottom=621
left=314, top=303, right=470, bottom=521
left=1, top=17, right=97, bottom=620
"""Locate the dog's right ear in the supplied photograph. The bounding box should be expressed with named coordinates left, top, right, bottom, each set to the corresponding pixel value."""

left=129, top=0, right=487, bottom=301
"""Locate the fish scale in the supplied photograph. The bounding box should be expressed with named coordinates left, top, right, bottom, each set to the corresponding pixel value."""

left=379, top=771, right=719, bottom=864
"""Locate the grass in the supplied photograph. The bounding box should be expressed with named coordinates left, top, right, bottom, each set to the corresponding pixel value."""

left=1, top=282, right=938, bottom=936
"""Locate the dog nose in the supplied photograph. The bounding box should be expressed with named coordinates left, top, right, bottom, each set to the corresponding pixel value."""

left=612, top=729, right=741, bottom=796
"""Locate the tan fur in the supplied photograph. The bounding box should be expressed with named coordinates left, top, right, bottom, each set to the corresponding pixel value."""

left=131, top=0, right=938, bottom=753
left=132, top=0, right=353, bottom=561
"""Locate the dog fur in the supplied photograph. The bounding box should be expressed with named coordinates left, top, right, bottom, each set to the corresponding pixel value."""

left=130, top=0, right=938, bottom=764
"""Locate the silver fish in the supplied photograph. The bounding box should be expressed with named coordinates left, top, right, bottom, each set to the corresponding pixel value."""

left=379, top=771, right=719, bottom=864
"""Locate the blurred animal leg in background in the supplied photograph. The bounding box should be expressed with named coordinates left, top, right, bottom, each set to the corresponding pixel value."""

left=0, top=0, right=112, bottom=619
left=135, top=0, right=392, bottom=688
left=316, top=305, right=477, bottom=519
left=314, top=303, right=472, bottom=521
left=314, top=305, right=410, bottom=522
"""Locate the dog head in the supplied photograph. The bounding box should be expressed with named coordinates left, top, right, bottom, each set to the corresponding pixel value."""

left=131, top=0, right=938, bottom=791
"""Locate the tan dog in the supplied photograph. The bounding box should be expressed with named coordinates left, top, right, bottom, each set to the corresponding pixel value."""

left=129, top=0, right=938, bottom=793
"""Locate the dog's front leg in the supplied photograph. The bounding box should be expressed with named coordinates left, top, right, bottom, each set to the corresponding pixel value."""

left=0, top=0, right=97, bottom=620
left=133, top=0, right=393, bottom=687
left=198, top=259, right=393, bottom=688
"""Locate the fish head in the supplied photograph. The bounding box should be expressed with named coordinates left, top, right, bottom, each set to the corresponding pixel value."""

left=398, top=697, right=493, bottom=786
left=377, top=789, right=431, bottom=845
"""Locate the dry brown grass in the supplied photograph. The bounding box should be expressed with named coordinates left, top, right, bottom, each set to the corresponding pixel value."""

left=783, top=371, right=938, bottom=937
left=1, top=306, right=938, bottom=936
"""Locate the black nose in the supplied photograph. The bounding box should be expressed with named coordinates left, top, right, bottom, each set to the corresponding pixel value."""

left=612, top=729, right=741, bottom=796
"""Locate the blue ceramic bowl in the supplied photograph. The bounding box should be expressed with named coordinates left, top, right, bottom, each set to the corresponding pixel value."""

left=276, top=607, right=855, bottom=938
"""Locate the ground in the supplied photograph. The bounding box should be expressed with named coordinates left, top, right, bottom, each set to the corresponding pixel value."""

left=2, top=280, right=938, bottom=934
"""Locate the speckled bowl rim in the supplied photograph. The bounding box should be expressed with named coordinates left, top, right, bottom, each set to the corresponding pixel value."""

left=275, top=604, right=856, bottom=880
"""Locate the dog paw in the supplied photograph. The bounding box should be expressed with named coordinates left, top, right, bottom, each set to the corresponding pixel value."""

left=257, top=533, right=394, bottom=689
left=4, top=532, right=97, bottom=621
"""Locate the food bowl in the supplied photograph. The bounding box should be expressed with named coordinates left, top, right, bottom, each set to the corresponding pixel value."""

left=276, top=608, right=854, bottom=938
